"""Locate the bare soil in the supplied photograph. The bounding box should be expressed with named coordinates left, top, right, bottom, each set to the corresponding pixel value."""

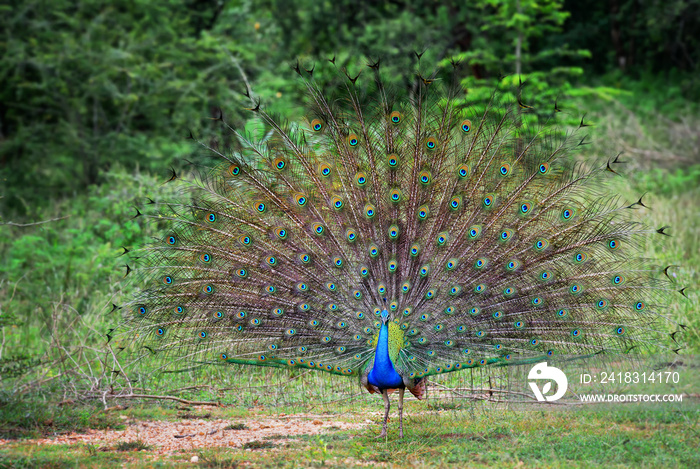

left=0, top=411, right=368, bottom=454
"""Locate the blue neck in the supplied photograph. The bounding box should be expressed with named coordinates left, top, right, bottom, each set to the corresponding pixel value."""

left=367, top=321, right=404, bottom=389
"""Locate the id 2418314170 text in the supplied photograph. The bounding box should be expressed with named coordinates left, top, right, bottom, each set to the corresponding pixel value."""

left=580, top=371, right=680, bottom=384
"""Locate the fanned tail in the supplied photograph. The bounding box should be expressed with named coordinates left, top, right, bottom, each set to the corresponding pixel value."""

left=115, top=59, right=685, bottom=384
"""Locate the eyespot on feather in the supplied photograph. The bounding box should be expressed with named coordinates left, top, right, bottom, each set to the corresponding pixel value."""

left=293, top=193, right=308, bottom=207
left=272, top=157, right=287, bottom=170
left=457, top=163, right=470, bottom=178
left=387, top=154, right=399, bottom=168
left=318, top=162, right=332, bottom=176
left=419, top=170, right=431, bottom=185
left=417, top=204, right=429, bottom=220
left=331, top=196, right=344, bottom=210
left=499, top=163, right=511, bottom=176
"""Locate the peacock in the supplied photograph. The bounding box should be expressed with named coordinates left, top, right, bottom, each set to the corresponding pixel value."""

left=118, top=58, right=685, bottom=438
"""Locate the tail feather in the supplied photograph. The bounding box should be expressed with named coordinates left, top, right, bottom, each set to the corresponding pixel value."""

left=117, top=60, right=683, bottom=381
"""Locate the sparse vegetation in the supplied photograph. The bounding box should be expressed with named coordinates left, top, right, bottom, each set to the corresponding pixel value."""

left=242, top=440, right=276, bottom=450
left=114, top=439, right=150, bottom=452
left=224, top=423, right=249, bottom=431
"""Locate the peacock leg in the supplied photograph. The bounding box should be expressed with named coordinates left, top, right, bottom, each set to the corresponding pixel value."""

left=378, top=389, right=390, bottom=438
left=398, top=388, right=405, bottom=438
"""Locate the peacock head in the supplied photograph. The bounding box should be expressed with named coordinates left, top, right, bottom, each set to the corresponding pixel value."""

left=380, top=309, right=389, bottom=324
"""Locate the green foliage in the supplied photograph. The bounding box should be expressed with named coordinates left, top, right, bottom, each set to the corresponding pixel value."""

left=1, top=0, right=248, bottom=212
left=594, top=70, right=700, bottom=117
left=0, top=354, right=41, bottom=379
left=459, top=0, right=579, bottom=74
left=0, top=388, right=124, bottom=439
left=451, top=0, right=592, bottom=125
left=0, top=168, right=171, bottom=321
left=0, top=167, right=179, bottom=379
left=562, top=0, right=700, bottom=76
left=631, top=166, right=700, bottom=196
left=2, top=0, right=698, bottom=214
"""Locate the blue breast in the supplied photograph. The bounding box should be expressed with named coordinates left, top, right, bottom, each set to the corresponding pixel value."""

left=367, top=322, right=404, bottom=389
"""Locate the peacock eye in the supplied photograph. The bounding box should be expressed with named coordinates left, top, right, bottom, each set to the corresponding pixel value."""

left=273, top=157, right=286, bottom=170
left=457, top=164, right=469, bottom=178
left=519, top=202, right=532, bottom=214
left=319, top=162, right=332, bottom=176
left=419, top=170, right=431, bottom=185
left=417, top=205, right=429, bottom=219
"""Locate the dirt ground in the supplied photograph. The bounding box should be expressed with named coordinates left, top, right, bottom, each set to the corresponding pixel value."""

left=0, top=411, right=369, bottom=455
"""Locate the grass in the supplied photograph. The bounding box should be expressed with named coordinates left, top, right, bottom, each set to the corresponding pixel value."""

left=114, top=439, right=151, bottom=451
left=241, top=440, right=276, bottom=450
left=223, top=423, right=248, bottom=430
left=0, top=390, right=126, bottom=439
left=0, top=404, right=697, bottom=468
left=607, top=176, right=700, bottom=348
